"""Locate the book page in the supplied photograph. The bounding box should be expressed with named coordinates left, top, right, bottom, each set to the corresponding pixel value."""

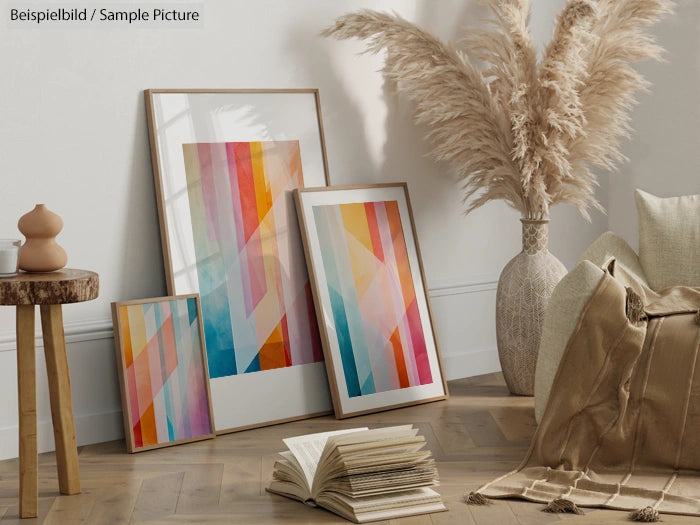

left=283, top=428, right=368, bottom=488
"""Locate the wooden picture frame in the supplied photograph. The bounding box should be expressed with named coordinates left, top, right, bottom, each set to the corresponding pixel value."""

left=295, top=183, right=448, bottom=418
left=145, top=89, right=333, bottom=433
left=111, top=294, right=215, bottom=452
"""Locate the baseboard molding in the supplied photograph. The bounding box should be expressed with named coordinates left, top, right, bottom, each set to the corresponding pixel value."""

left=0, top=409, right=124, bottom=461
left=428, top=275, right=499, bottom=298
left=442, top=347, right=501, bottom=381
left=0, top=318, right=114, bottom=352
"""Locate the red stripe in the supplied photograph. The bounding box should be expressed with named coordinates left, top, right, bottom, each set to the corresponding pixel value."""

left=406, top=298, right=432, bottom=384
left=386, top=200, right=415, bottom=308
left=364, top=202, right=385, bottom=262
left=281, top=314, right=292, bottom=367
left=234, top=142, right=259, bottom=243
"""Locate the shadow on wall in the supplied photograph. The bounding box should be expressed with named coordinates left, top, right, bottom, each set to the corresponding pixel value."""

left=285, top=10, right=377, bottom=188
left=118, top=93, right=168, bottom=302
left=378, top=1, right=517, bottom=273
left=293, top=1, right=525, bottom=284
left=293, top=1, right=618, bottom=275
left=378, top=1, right=624, bottom=270
left=381, top=0, right=490, bottom=201
left=609, top=0, right=700, bottom=247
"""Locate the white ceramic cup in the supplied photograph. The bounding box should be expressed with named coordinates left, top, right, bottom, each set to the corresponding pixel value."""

left=0, top=239, right=21, bottom=276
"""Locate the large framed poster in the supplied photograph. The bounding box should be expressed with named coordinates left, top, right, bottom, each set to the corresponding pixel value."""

left=295, top=183, right=448, bottom=418
left=145, top=89, right=332, bottom=432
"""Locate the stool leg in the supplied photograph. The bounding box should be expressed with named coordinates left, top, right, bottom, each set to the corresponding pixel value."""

left=40, top=304, right=81, bottom=496
left=17, top=305, right=38, bottom=518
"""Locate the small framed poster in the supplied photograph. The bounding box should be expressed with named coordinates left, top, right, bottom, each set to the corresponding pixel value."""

left=111, top=294, right=215, bottom=452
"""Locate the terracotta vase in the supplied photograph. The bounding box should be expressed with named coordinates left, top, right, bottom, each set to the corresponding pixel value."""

left=495, top=219, right=567, bottom=395
left=17, top=204, right=68, bottom=272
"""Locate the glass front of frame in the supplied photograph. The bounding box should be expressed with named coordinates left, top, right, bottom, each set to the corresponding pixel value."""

left=147, top=90, right=332, bottom=431
left=296, top=185, right=447, bottom=417
left=112, top=295, right=215, bottom=452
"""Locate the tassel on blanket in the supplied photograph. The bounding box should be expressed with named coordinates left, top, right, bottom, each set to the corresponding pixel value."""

left=625, top=287, right=646, bottom=324
left=629, top=506, right=660, bottom=522
left=464, top=491, right=492, bottom=505
left=542, top=498, right=584, bottom=514
left=695, top=309, right=700, bottom=325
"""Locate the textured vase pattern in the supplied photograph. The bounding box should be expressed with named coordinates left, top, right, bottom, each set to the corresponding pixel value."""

left=496, top=219, right=567, bottom=395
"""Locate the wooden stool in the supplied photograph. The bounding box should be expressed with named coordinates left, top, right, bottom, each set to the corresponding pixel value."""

left=0, top=269, right=99, bottom=518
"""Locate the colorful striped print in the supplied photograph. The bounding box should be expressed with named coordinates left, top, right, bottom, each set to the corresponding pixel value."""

left=182, top=141, right=322, bottom=379
left=119, top=298, right=212, bottom=449
left=312, top=201, right=433, bottom=398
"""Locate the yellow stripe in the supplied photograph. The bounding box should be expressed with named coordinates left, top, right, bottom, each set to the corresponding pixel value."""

left=340, top=203, right=375, bottom=299
left=251, top=142, right=272, bottom=222
left=127, top=305, right=148, bottom=359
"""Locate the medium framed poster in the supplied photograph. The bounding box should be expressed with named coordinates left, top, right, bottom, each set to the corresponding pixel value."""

left=145, top=89, right=332, bottom=432
left=295, top=183, right=448, bottom=418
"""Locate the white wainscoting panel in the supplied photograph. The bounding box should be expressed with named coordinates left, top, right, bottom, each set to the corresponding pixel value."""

left=0, top=335, right=123, bottom=461
left=428, top=276, right=501, bottom=381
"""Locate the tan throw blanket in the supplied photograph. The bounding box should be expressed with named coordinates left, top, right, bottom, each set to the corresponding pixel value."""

left=475, top=261, right=700, bottom=518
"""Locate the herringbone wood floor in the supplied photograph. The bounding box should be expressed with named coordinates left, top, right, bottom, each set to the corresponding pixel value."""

left=0, top=373, right=697, bottom=524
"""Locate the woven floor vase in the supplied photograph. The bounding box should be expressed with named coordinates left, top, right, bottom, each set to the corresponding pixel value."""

left=496, top=219, right=567, bottom=395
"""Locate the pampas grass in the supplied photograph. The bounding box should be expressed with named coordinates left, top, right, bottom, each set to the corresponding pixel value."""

left=322, top=0, right=673, bottom=220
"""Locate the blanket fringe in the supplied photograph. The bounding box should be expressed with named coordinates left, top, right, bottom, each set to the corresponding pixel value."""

left=625, top=287, right=646, bottom=323
left=629, top=506, right=660, bottom=522
left=695, top=309, right=700, bottom=325
left=542, top=498, right=584, bottom=514
left=464, top=491, right=492, bottom=505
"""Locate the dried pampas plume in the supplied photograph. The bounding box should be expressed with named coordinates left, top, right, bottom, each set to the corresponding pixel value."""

left=321, top=0, right=673, bottom=220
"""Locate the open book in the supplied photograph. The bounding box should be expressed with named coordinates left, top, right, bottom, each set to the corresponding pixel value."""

left=266, top=425, right=446, bottom=523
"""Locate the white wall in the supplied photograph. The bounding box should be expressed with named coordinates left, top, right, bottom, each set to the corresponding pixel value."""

left=608, top=0, right=700, bottom=247
left=0, top=0, right=694, bottom=459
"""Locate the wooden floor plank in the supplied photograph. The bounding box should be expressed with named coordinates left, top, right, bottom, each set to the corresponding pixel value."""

left=429, top=496, right=476, bottom=525
left=462, top=409, right=518, bottom=448
left=431, top=418, right=476, bottom=456
left=129, top=472, right=184, bottom=524
left=0, top=497, right=54, bottom=524
left=466, top=499, right=520, bottom=525
left=489, top=407, right=538, bottom=443
left=84, top=481, right=141, bottom=525
left=554, top=507, right=697, bottom=523
left=219, top=456, right=261, bottom=502
left=174, top=464, right=223, bottom=514
left=506, top=499, right=560, bottom=525
left=43, top=491, right=97, bottom=525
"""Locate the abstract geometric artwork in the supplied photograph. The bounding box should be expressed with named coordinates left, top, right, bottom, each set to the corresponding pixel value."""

left=295, top=184, right=447, bottom=418
left=146, top=89, right=333, bottom=432
left=312, top=200, right=433, bottom=397
left=111, top=295, right=214, bottom=452
left=181, top=141, right=323, bottom=380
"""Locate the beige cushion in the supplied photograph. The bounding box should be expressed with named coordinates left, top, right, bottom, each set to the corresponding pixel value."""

left=534, top=260, right=604, bottom=423
left=578, top=231, right=649, bottom=287
left=635, top=189, right=700, bottom=290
